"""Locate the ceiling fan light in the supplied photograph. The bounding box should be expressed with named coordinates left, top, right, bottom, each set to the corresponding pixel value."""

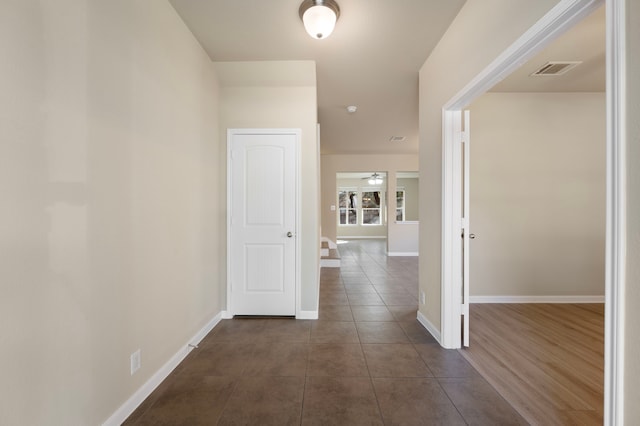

left=368, top=173, right=383, bottom=185
left=300, top=0, right=340, bottom=40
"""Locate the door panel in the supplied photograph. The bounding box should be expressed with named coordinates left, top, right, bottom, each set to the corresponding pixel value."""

left=245, top=146, right=285, bottom=225
left=229, top=130, right=298, bottom=316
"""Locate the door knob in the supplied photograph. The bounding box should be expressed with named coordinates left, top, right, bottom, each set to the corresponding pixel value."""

left=287, top=232, right=293, bottom=238
left=469, top=233, right=476, bottom=239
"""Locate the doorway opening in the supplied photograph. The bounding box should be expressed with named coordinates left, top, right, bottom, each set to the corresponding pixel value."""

left=439, top=0, right=625, bottom=423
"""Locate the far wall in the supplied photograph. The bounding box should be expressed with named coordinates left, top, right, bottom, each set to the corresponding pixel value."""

left=397, top=177, right=419, bottom=221
left=336, top=177, right=388, bottom=238
left=321, top=154, right=419, bottom=253
left=469, top=92, right=605, bottom=298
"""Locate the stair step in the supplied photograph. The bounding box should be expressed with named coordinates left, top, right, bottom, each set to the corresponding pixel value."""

left=321, top=248, right=341, bottom=268
left=320, top=258, right=341, bottom=268
left=321, top=248, right=341, bottom=259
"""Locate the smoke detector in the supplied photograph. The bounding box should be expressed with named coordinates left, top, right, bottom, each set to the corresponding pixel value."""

left=530, top=61, right=582, bottom=76
left=346, top=105, right=357, bottom=113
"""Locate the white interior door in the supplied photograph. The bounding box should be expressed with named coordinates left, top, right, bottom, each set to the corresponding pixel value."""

left=462, top=110, right=471, bottom=347
left=228, top=129, right=299, bottom=316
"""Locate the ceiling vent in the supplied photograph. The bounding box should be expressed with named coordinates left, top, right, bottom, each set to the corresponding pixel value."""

left=530, top=61, right=582, bottom=76
left=389, top=136, right=406, bottom=142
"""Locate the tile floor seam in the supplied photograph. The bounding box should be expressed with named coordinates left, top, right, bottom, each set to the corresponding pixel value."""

left=299, top=376, right=308, bottom=426
left=368, top=375, right=387, bottom=424
left=435, top=377, right=472, bottom=426
left=214, top=377, right=241, bottom=426
left=410, top=341, right=436, bottom=377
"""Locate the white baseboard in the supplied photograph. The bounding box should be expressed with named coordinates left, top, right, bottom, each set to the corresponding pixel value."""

left=470, top=295, right=605, bottom=304
left=417, top=311, right=441, bottom=344
left=296, top=310, right=318, bottom=320
left=102, top=312, right=223, bottom=426
left=221, top=310, right=233, bottom=319
left=387, top=252, right=419, bottom=257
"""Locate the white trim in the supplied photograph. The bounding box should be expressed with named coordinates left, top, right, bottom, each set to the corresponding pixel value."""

left=441, top=0, right=604, bottom=348
left=605, top=0, right=626, bottom=424
left=417, top=311, right=441, bottom=344
left=226, top=129, right=301, bottom=317
left=295, top=129, right=303, bottom=322
left=102, top=312, right=223, bottom=426
left=336, top=236, right=387, bottom=240
left=296, top=310, right=319, bottom=320
left=470, top=295, right=605, bottom=304
left=441, top=110, right=463, bottom=349
left=387, top=252, right=419, bottom=257
left=221, top=310, right=233, bottom=319
left=226, top=131, right=233, bottom=316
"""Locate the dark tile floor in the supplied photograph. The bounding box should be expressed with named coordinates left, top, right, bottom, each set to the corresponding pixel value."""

left=124, top=239, right=527, bottom=425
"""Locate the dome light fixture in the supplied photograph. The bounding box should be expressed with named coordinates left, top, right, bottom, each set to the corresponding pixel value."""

left=299, top=0, right=340, bottom=40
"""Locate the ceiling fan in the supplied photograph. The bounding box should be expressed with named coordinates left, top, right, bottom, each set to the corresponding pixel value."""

left=363, top=173, right=384, bottom=185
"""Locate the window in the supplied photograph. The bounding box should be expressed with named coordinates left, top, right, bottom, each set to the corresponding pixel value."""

left=361, top=191, right=381, bottom=225
left=338, top=187, right=386, bottom=227
left=338, top=189, right=358, bottom=225
left=396, top=189, right=405, bottom=221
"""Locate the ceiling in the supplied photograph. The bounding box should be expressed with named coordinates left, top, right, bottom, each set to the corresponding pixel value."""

left=491, top=5, right=605, bottom=93
left=169, top=0, right=466, bottom=155
left=169, top=1, right=605, bottom=155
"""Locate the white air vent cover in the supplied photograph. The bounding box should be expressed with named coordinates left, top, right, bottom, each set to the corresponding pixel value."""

left=530, top=61, right=582, bottom=76
left=389, top=136, right=406, bottom=142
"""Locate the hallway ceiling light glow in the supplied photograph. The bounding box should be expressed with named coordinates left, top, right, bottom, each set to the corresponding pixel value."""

left=299, top=0, right=340, bottom=40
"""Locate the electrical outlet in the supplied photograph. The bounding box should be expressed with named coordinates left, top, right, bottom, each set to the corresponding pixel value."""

left=420, top=291, right=426, bottom=305
left=130, top=349, right=141, bottom=375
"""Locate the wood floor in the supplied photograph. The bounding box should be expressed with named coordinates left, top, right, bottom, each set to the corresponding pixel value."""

left=460, top=303, right=604, bottom=426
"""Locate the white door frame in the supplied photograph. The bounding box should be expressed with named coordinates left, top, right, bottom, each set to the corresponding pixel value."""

left=226, top=128, right=302, bottom=317
left=439, top=0, right=626, bottom=424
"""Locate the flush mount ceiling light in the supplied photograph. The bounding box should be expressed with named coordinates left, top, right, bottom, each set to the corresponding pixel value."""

left=299, top=0, right=340, bottom=40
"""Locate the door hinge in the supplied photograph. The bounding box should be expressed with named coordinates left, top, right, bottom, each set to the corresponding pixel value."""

left=461, top=303, right=469, bottom=316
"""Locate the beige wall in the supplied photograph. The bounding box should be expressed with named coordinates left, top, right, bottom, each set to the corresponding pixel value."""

left=216, top=61, right=319, bottom=312
left=418, top=0, right=563, bottom=329
left=0, top=1, right=221, bottom=424
left=469, top=92, right=605, bottom=297
left=321, top=154, right=418, bottom=250
left=625, top=0, right=640, bottom=421
left=397, top=177, right=420, bottom=221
